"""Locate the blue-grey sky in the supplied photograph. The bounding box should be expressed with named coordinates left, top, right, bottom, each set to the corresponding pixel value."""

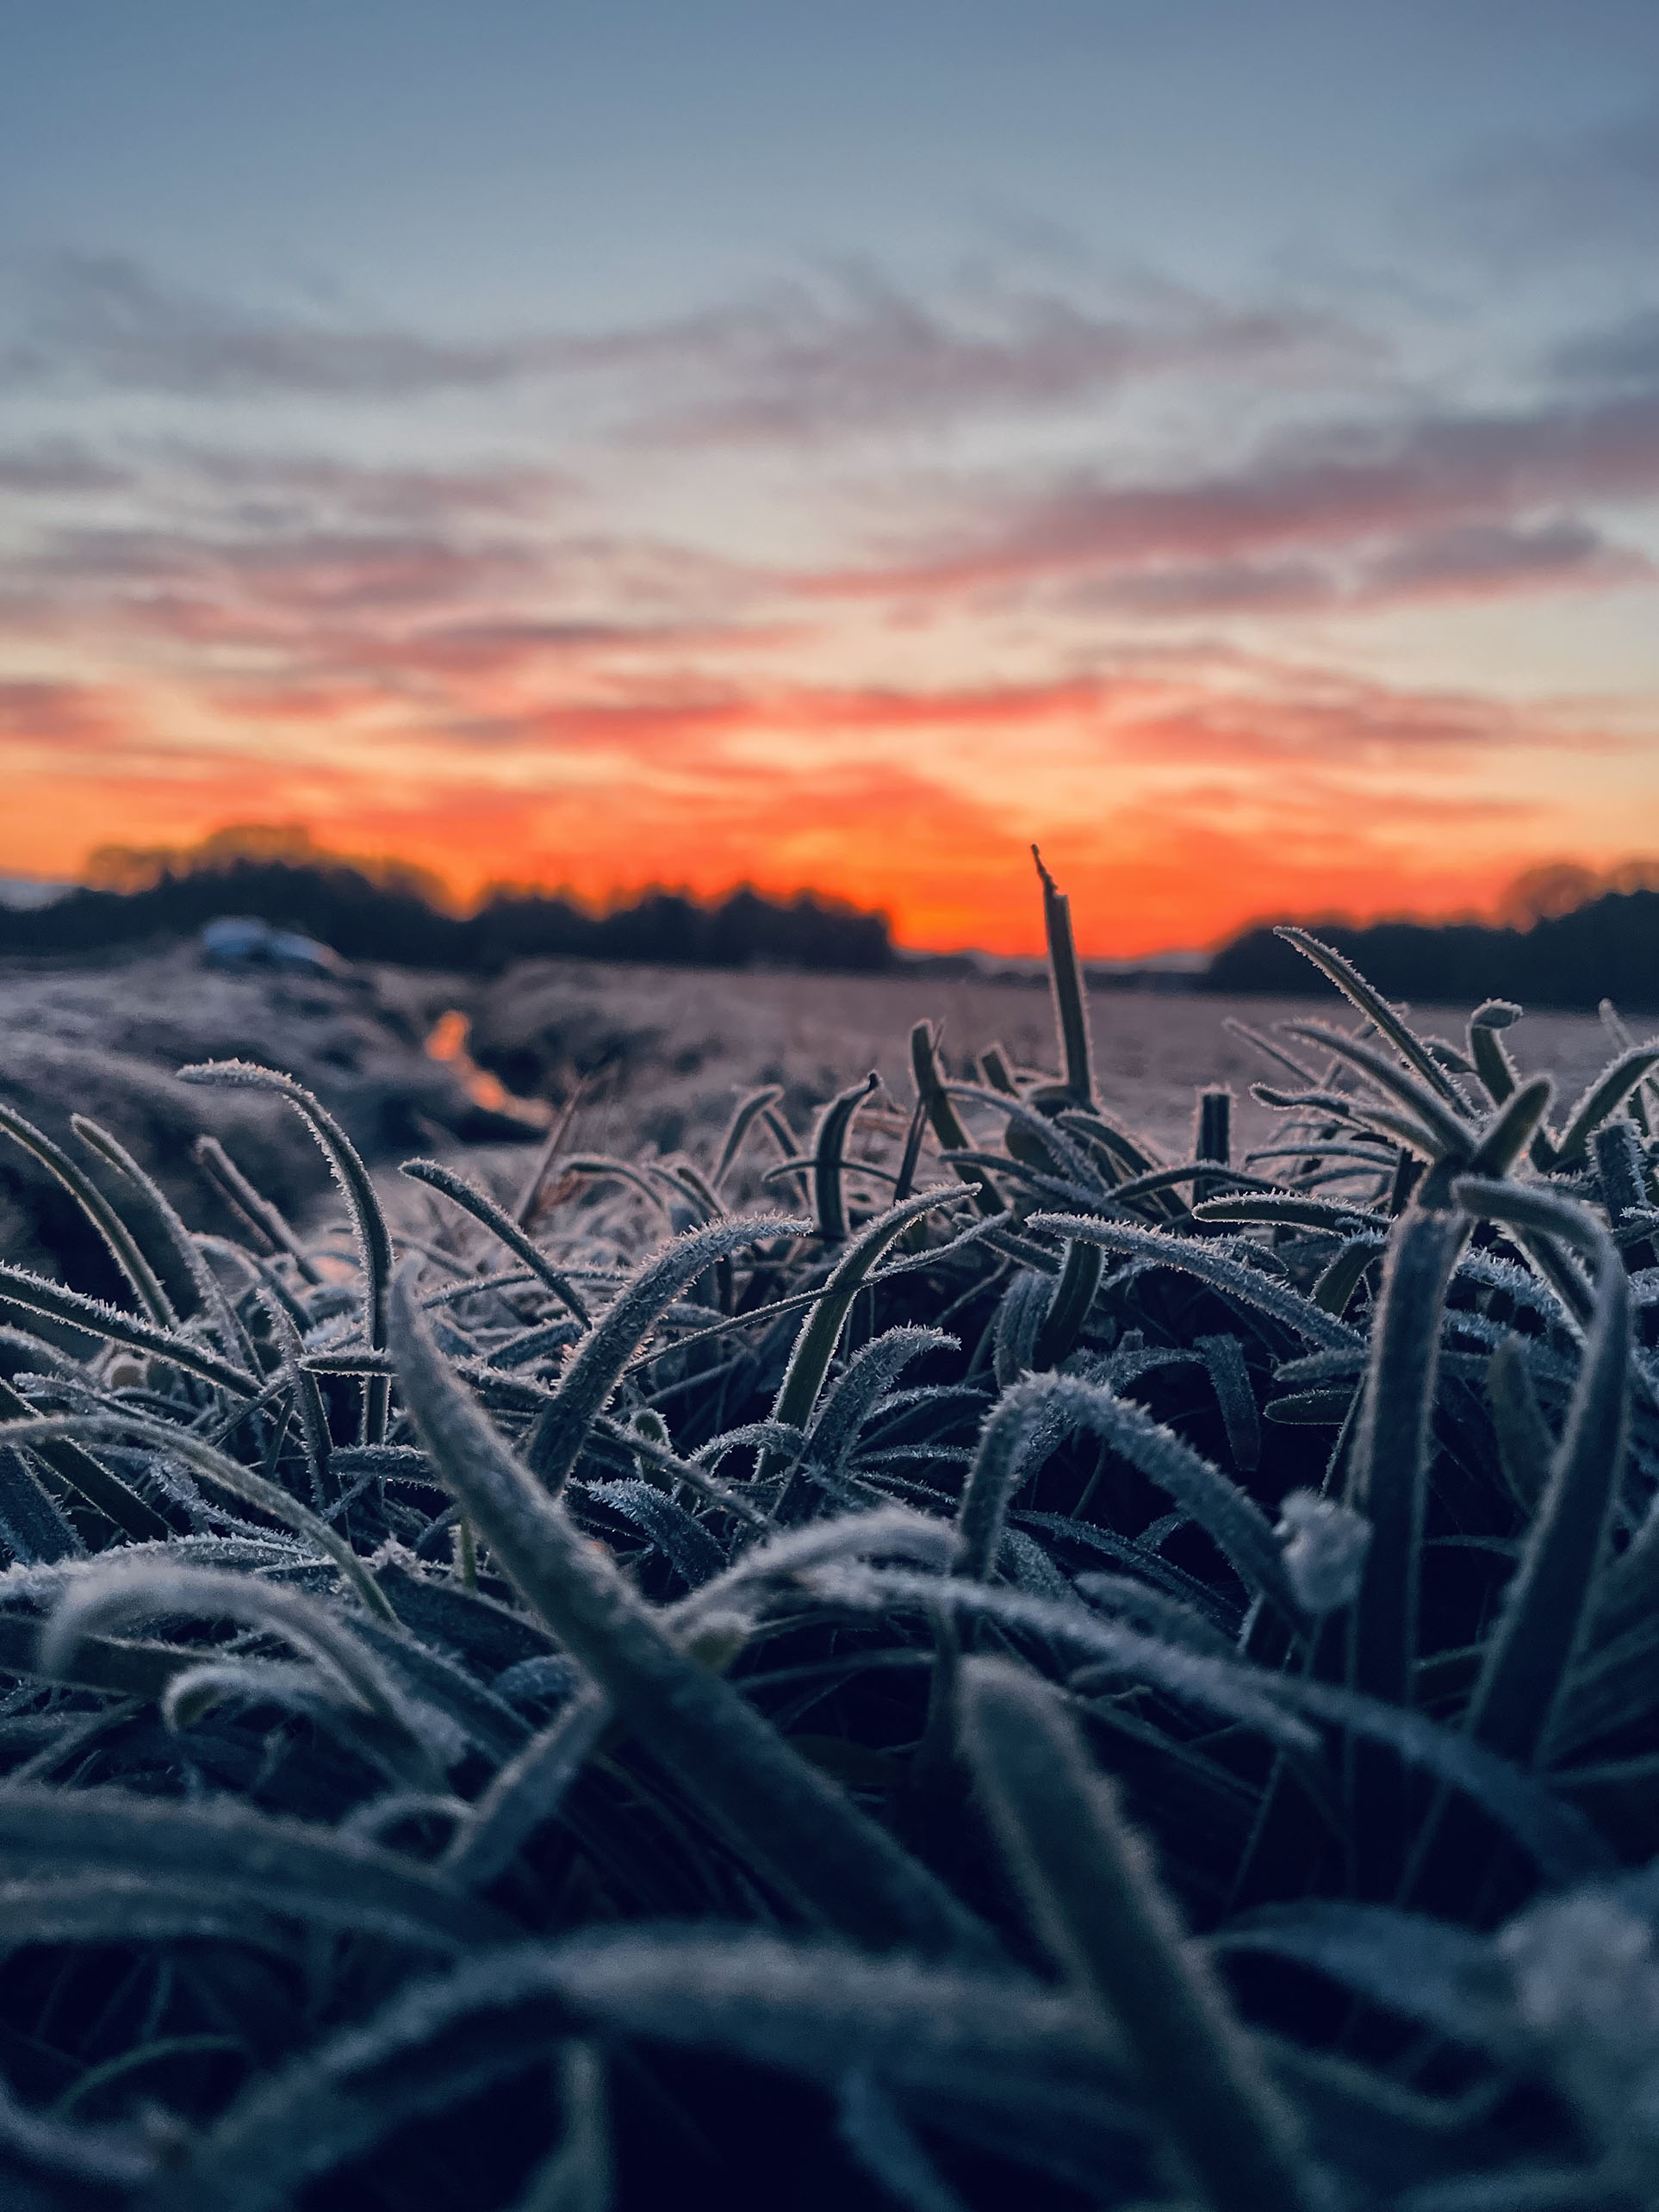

left=4, top=1, right=1659, bottom=949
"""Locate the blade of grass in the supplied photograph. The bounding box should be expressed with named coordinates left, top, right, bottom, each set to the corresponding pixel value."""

left=178, top=1062, right=394, bottom=1441
left=191, top=1134, right=323, bottom=1283
left=525, top=1215, right=812, bottom=1494
left=388, top=1264, right=997, bottom=1961
left=765, top=1188, right=979, bottom=1515
left=400, top=1159, right=590, bottom=1323
left=910, top=1024, right=1001, bottom=1215
left=1275, top=930, right=1469, bottom=1111
left=1452, top=1179, right=1629, bottom=1768
left=1032, top=847, right=1094, bottom=1106
left=0, top=1103, right=174, bottom=1324
left=960, top=1656, right=1323, bottom=2212
left=812, top=1072, right=879, bottom=1242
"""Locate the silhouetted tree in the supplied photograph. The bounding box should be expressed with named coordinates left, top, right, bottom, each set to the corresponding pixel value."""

left=0, top=861, right=894, bottom=976
left=1205, top=889, right=1659, bottom=1011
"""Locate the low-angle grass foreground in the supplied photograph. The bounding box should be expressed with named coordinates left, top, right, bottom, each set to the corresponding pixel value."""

left=1, top=853, right=1659, bottom=2210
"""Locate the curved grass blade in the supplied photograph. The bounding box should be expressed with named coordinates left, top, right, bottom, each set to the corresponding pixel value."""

left=582, top=1478, right=724, bottom=1587
left=955, top=1373, right=1297, bottom=1614
left=713, top=1084, right=786, bottom=1190
left=1462, top=1075, right=1555, bottom=1182
left=1274, top=1674, right=1610, bottom=1889
left=960, top=1656, right=1323, bottom=2212
left=178, top=1060, right=394, bottom=1438
left=549, top=1924, right=1115, bottom=2117
left=146, top=1936, right=1103, bottom=2212
left=0, top=1372, right=169, bottom=1543
left=1452, top=1179, right=1630, bottom=1766
left=525, top=1215, right=812, bottom=1493
left=1053, top=1105, right=1164, bottom=1186
left=1346, top=1209, right=1465, bottom=1709
left=0, top=1781, right=508, bottom=1956
left=1209, top=1902, right=1499, bottom=2054
left=765, top=1188, right=979, bottom=1512
left=0, top=1259, right=258, bottom=1397
left=40, top=1557, right=432, bottom=1761
left=1339, top=1209, right=1469, bottom=1892
left=1027, top=1215, right=1363, bottom=1352
left=805, top=1325, right=957, bottom=1479
left=71, top=1114, right=256, bottom=1370
left=401, top=1158, right=590, bottom=1323
left=1034, top=1237, right=1103, bottom=1369
left=1194, top=1194, right=1387, bottom=1234
left=993, top=1269, right=1047, bottom=1387
left=0, top=1872, right=306, bottom=1962
left=0, top=1435, right=83, bottom=1563
left=0, top=1101, right=174, bottom=1324
left=1280, top=1024, right=1474, bottom=1159
left=0, top=1413, right=394, bottom=1619
left=832, top=1566, right=1607, bottom=1882
left=813, top=1567, right=1317, bottom=1753
left=1250, top=1085, right=1451, bottom=1163
left=446, top=1685, right=613, bottom=1893
left=812, top=1072, right=879, bottom=1242
left=390, top=1264, right=995, bottom=1961
left=192, top=1134, right=323, bottom=1283
left=941, top=1082, right=1106, bottom=1190
left=1199, top=1332, right=1261, bottom=1473
left=1032, top=847, right=1095, bottom=1105
left=559, top=1155, right=675, bottom=1218
left=668, top=1507, right=960, bottom=1642
left=1310, top=1235, right=1384, bottom=1318
left=243, top=1268, right=337, bottom=1511
left=1468, top=1008, right=1521, bottom=1117
left=1275, top=929, right=1468, bottom=1110
left=1550, top=1045, right=1659, bottom=1167
left=910, top=1022, right=1001, bottom=1215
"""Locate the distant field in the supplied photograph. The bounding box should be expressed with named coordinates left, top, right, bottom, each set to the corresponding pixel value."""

left=460, top=958, right=1642, bottom=1164
left=0, top=947, right=1637, bottom=1222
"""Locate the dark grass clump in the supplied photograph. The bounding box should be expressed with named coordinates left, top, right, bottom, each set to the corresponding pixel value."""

left=1, top=854, right=1659, bottom=2208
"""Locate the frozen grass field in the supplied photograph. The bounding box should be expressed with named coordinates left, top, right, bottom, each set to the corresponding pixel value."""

left=0, top=913, right=1657, bottom=2209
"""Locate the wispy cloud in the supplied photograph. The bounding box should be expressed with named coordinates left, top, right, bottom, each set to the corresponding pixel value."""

left=0, top=438, right=133, bottom=494
left=804, top=381, right=1659, bottom=614
left=555, top=264, right=1370, bottom=444
left=0, top=251, right=1368, bottom=439
left=0, top=253, right=563, bottom=399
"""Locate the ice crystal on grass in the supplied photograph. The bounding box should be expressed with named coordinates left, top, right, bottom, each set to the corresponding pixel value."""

left=1273, top=1489, right=1371, bottom=1615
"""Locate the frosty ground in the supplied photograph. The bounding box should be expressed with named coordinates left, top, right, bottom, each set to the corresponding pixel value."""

left=0, top=942, right=1631, bottom=1288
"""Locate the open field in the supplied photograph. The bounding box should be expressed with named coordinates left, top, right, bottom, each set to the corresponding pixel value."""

left=0, top=944, right=1637, bottom=1273
left=456, top=956, right=1639, bottom=1162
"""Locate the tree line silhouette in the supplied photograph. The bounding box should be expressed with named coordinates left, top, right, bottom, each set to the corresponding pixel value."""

left=1, top=857, right=895, bottom=974
left=1205, top=887, right=1659, bottom=1012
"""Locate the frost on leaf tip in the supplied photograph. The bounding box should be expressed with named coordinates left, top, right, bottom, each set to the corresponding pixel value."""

left=1274, top=1490, right=1371, bottom=1615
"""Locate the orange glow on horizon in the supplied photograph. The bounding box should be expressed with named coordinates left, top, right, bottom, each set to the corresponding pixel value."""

left=3, top=657, right=1646, bottom=959
left=0, top=776, right=1580, bottom=960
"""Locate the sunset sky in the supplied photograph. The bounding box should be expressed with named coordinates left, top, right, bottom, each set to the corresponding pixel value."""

left=4, top=2, right=1659, bottom=954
